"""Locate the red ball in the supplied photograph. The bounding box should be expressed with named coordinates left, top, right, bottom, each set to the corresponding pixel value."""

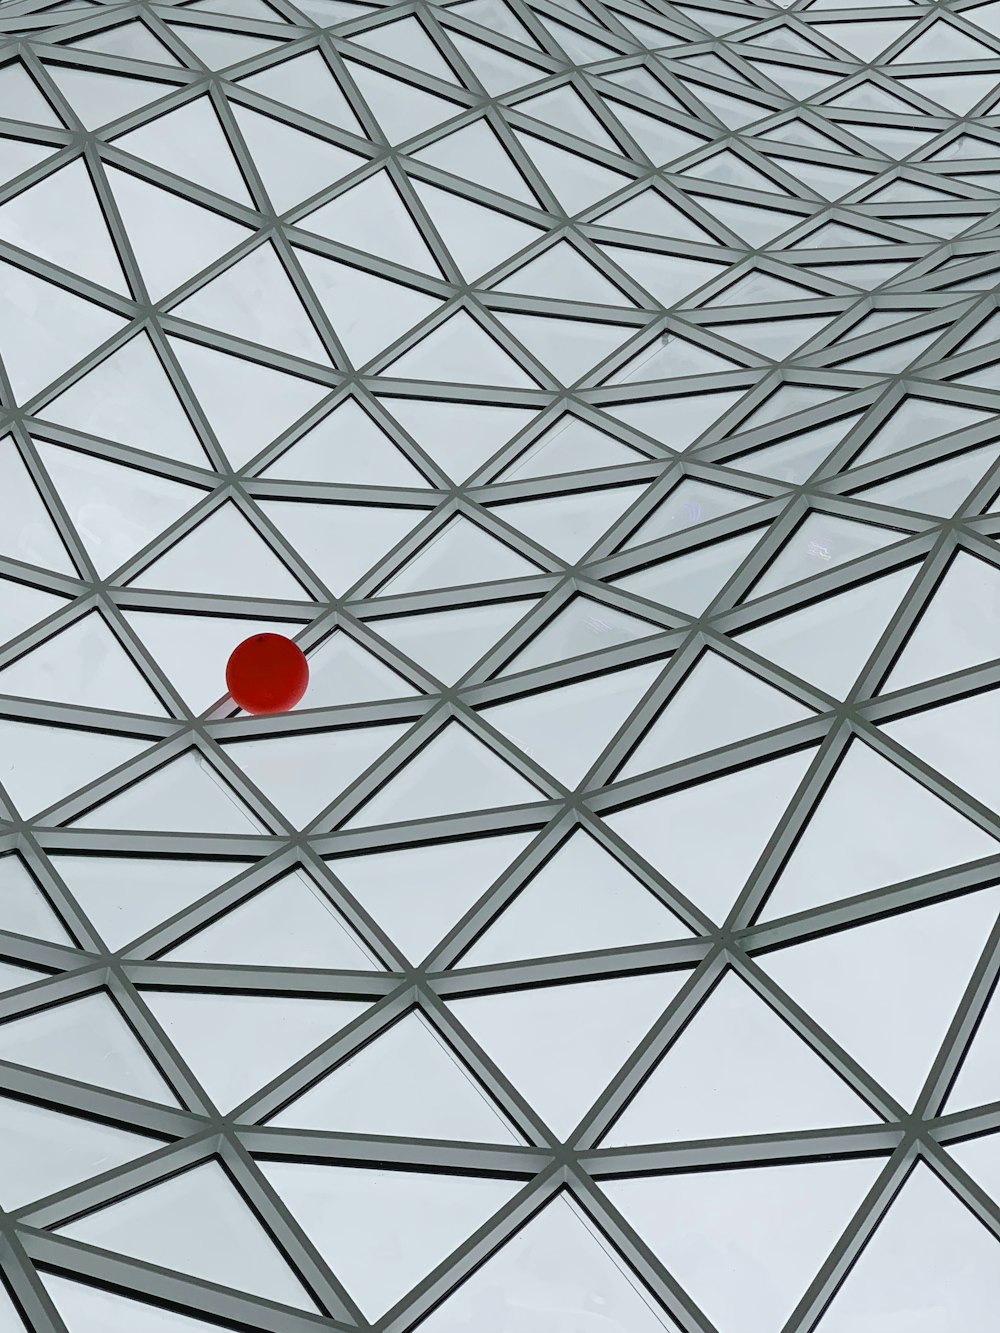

left=226, top=633, right=309, bottom=715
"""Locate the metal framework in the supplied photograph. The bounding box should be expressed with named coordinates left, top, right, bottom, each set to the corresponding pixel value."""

left=0, top=0, right=998, bottom=1326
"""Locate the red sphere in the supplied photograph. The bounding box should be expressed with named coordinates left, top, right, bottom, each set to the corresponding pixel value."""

left=226, top=634, right=309, bottom=715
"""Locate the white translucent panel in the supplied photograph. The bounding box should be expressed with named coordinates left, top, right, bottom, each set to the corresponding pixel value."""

left=621, top=652, right=812, bottom=776
left=0, top=854, right=71, bottom=943
left=142, top=990, right=369, bottom=1111
left=411, top=180, right=543, bottom=280
left=39, top=333, right=208, bottom=467
left=73, top=752, right=263, bottom=835
left=516, top=86, right=617, bottom=150
left=449, top=34, right=547, bottom=96
left=481, top=660, right=661, bottom=786
left=415, top=120, right=535, bottom=205
left=606, top=972, right=878, bottom=1146
left=949, top=1134, right=1000, bottom=1211
left=260, top=498, right=422, bottom=595
left=463, top=831, right=692, bottom=967
left=685, top=151, right=783, bottom=196
left=172, top=243, right=329, bottom=364
left=129, top=503, right=307, bottom=599
left=380, top=516, right=539, bottom=595
left=385, top=310, right=536, bottom=387
left=372, top=600, right=533, bottom=684
left=170, top=25, right=278, bottom=67
left=304, top=630, right=417, bottom=707
left=503, top=597, right=656, bottom=674
left=502, top=416, right=642, bottom=480
left=605, top=1158, right=882, bottom=1333
left=497, top=312, right=634, bottom=384
left=728, top=416, right=863, bottom=485
left=495, top=484, right=647, bottom=562
left=884, top=691, right=1000, bottom=813
left=123, top=610, right=308, bottom=714
left=607, top=333, right=736, bottom=386
left=34, top=440, right=201, bottom=579
left=622, top=479, right=757, bottom=549
left=818, top=1163, right=1000, bottom=1332
left=302, top=170, right=438, bottom=275
left=0, top=717, right=148, bottom=819
left=382, top=397, right=536, bottom=481
left=741, top=384, right=842, bottom=431
left=0, top=991, right=177, bottom=1103
left=714, top=316, right=831, bottom=360
left=0, top=159, right=126, bottom=293
left=60, top=1162, right=315, bottom=1310
left=494, top=240, right=632, bottom=306
left=0, top=1095, right=155, bottom=1209
left=259, top=1159, right=519, bottom=1319
left=606, top=749, right=815, bottom=923
left=0, top=137, right=54, bottom=188
left=0, top=575, right=64, bottom=648
left=50, top=855, right=246, bottom=950
left=43, top=1275, right=232, bottom=1333
left=609, top=103, right=705, bottom=165
left=750, top=514, right=902, bottom=599
left=451, top=0, right=539, bottom=45
left=351, top=16, right=458, bottom=83
left=0, top=436, right=74, bottom=574
left=296, top=249, right=440, bottom=367
left=0, top=61, right=61, bottom=126
left=167, top=336, right=326, bottom=470
left=229, top=104, right=364, bottom=212
left=165, top=869, right=375, bottom=969
left=328, top=832, right=532, bottom=962
left=852, top=396, right=989, bottom=468
left=613, top=528, right=764, bottom=616
left=112, top=97, right=252, bottom=205
left=737, top=567, right=915, bottom=698
left=761, top=743, right=998, bottom=921
left=262, top=398, right=427, bottom=486
left=345, top=61, right=460, bottom=144
left=597, top=189, right=711, bottom=241
left=450, top=970, right=688, bottom=1137
left=763, top=887, right=1000, bottom=1108
left=237, top=51, right=363, bottom=133
left=857, top=444, right=1000, bottom=516
left=45, top=67, right=172, bottom=129
left=0, top=959, right=44, bottom=991
left=70, top=19, right=181, bottom=65
left=272, top=1012, right=518, bottom=1141
left=422, top=1192, right=678, bottom=1332
left=0, top=260, right=127, bottom=404
left=601, top=245, right=724, bottom=305
left=897, top=72, right=997, bottom=114
left=0, top=612, right=163, bottom=715
left=223, top=722, right=409, bottom=827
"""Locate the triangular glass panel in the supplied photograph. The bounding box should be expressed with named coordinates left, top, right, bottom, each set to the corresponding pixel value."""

left=259, top=498, right=423, bottom=595
left=372, top=600, right=535, bottom=685
left=44, top=66, right=173, bottom=130
left=502, top=597, right=657, bottom=674
left=604, top=1157, right=882, bottom=1333
left=378, top=516, right=540, bottom=596
left=104, top=165, right=252, bottom=301
left=68, top=18, right=181, bottom=65
left=262, top=398, right=428, bottom=486
left=762, top=740, right=998, bottom=922
left=0, top=990, right=177, bottom=1103
left=34, top=439, right=202, bottom=579
left=854, top=443, right=1000, bottom=517
left=605, top=971, right=879, bottom=1146
left=58, top=1162, right=316, bottom=1309
left=493, top=483, right=647, bottom=562
left=230, top=103, right=364, bottom=211
left=449, top=970, right=689, bottom=1137
left=169, top=25, right=283, bottom=68
left=606, top=748, right=815, bottom=923
left=762, top=886, right=1000, bottom=1107
left=481, top=660, right=661, bottom=786
left=72, top=751, right=264, bottom=835
left=501, top=416, right=645, bottom=480
left=614, top=526, right=762, bottom=616
left=295, top=248, right=441, bottom=366
left=494, top=241, right=632, bottom=305
left=0, top=718, right=149, bottom=820
left=141, top=989, right=370, bottom=1110
left=129, top=502, right=308, bottom=599
left=415, top=120, right=536, bottom=205
left=258, top=1158, right=519, bottom=1320
left=0, top=61, right=61, bottom=127
left=748, top=514, right=904, bottom=600
left=605, top=102, right=705, bottom=165
left=462, top=830, right=693, bottom=967
left=384, top=311, right=536, bottom=387
left=0, top=576, right=66, bottom=649
left=600, top=245, right=724, bottom=304
left=112, top=97, right=252, bottom=205
left=300, top=169, right=439, bottom=275
left=621, top=478, right=758, bottom=549
left=345, top=60, right=461, bottom=142
left=381, top=397, right=536, bottom=480
left=344, top=723, right=543, bottom=827
left=271, top=1011, right=518, bottom=1141
left=884, top=553, right=1000, bottom=691
left=619, top=651, right=812, bottom=777
left=0, top=137, right=54, bottom=188
left=327, top=832, right=533, bottom=963
left=42, top=1275, right=238, bottom=1333
left=514, top=131, right=631, bottom=213
left=39, top=332, right=209, bottom=467
left=884, top=690, right=1000, bottom=813
left=236, top=51, right=363, bottom=133
left=515, top=86, right=618, bottom=150
left=410, top=179, right=542, bottom=280
left=728, top=415, right=863, bottom=485
left=597, top=188, right=712, bottom=241
left=898, top=73, right=998, bottom=115
left=0, top=436, right=74, bottom=574
left=303, top=629, right=419, bottom=707
left=448, top=33, right=547, bottom=96
left=496, top=312, right=636, bottom=384
left=50, top=854, right=247, bottom=950
left=223, top=722, right=409, bottom=827
left=607, top=333, right=738, bottom=386
left=350, top=16, right=458, bottom=83
left=0, top=854, right=72, bottom=944
left=172, top=242, right=330, bottom=364
left=603, top=390, right=745, bottom=450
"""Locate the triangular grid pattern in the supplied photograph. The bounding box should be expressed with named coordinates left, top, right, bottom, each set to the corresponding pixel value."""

left=0, top=0, right=999, bottom=1327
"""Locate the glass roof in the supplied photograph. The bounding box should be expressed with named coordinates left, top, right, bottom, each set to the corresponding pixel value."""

left=0, top=0, right=998, bottom=1327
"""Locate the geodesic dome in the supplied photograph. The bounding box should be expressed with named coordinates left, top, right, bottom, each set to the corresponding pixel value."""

left=0, top=0, right=999, bottom=1329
